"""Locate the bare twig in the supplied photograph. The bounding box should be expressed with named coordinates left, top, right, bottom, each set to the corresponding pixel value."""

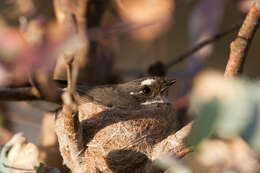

left=169, top=2, right=260, bottom=166
left=224, top=2, right=260, bottom=77
left=60, top=98, right=83, bottom=169
left=149, top=3, right=260, bottom=162
left=169, top=4, right=260, bottom=157
left=0, top=87, right=62, bottom=103
left=165, top=24, right=241, bottom=69
left=53, top=0, right=88, bottom=80
left=56, top=56, right=85, bottom=172
left=0, top=87, right=40, bottom=101
left=65, top=55, right=74, bottom=93
left=151, top=15, right=257, bottom=162
left=49, top=2, right=88, bottom=170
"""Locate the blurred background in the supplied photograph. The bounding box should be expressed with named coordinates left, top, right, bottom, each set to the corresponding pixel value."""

left=0, top=1, right=259, bottom=172
left=0, top=0, right=259, bottom=143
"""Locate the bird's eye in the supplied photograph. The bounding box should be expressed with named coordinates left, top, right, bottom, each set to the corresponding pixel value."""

left=142, top=86, right=151, bottom=95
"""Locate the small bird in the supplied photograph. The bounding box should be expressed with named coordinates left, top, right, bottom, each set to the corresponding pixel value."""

left=66, top=76, right=176, bottom=109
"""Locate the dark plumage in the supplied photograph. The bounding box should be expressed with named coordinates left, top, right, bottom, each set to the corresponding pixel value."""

left=58, top=76, right=176, bottom=109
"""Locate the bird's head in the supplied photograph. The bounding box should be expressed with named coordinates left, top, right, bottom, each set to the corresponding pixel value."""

left=119, top=76, right=176, bottom=106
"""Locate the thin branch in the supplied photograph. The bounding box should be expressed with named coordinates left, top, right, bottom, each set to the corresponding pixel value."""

left=0, top=87, right=40, bottom=101
left=163, top=4, right=260, bottom=160
left=165, top=24, right=242, bottom=69
left=151, top=24, right=251, bottom=161
left=65, top=55, right=74, bottom=93
left=150, top=3, right=260, bottom=160
left=167, top=2, right=260, bottom=163
left=0, top=87, right=62, bottom=103
left=224, top=2, right=260, bottom=77
left=56, top=56, right=84, bottom=172
left=53, top=0, right=88, bottom=81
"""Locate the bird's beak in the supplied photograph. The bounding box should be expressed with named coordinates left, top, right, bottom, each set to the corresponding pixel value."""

left=161, top=79, right=176, bottom=93
left=165, top=79, right=176, bottom=87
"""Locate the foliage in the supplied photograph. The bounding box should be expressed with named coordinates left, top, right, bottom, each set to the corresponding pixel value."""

left=189, top=71, right=260, bottom=153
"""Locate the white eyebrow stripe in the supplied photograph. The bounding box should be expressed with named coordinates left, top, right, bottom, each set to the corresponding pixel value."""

left=141, top=79, right=155, bottom=86
left=130, top=92, right=135, bottom=95
left=141, top=100, right=164, bottom=105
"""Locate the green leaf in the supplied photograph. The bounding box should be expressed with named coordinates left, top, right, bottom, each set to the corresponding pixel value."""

left=188, top=99, right=220, bottom=146
left=36, top=163, right=44, bottom=173
left=241, top=103, right=260, bottom=153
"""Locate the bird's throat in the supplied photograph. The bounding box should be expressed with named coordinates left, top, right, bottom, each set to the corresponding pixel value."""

left=141, top=92, right=169, bottom=105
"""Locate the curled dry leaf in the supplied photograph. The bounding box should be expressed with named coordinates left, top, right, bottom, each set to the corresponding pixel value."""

left=5, top=133, right=41, bottom=173
left=1, top=133, right=61, bottom=173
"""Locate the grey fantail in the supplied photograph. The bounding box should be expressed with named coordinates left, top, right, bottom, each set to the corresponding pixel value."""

left=62, top=76, right=176, bottom=109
